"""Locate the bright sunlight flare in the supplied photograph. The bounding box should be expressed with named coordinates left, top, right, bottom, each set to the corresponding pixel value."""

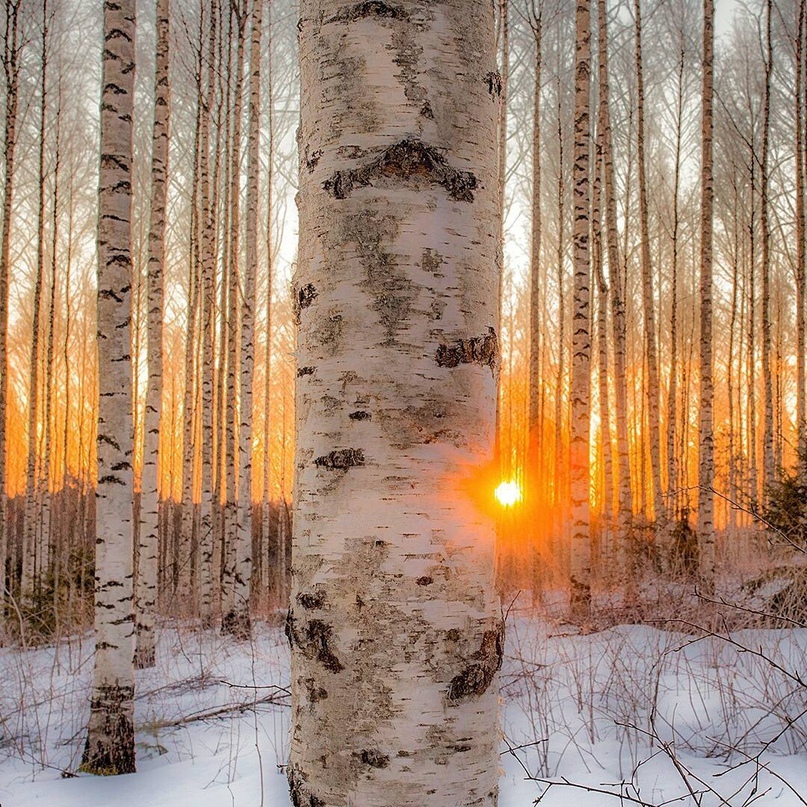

left=495, top=480, right=521, bottom=507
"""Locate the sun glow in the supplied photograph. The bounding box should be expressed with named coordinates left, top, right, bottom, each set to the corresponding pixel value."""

left=495, top=480, right=521, bottom=507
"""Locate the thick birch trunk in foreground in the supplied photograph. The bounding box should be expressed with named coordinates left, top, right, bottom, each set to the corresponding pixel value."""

left=697, top=0, right=715, bottom=592
left=136, top=0, right=170, bottom=668
left=82, top=0, right=136, bottom=776
left=290, top=2, right=502, bottom=804
left=570, top=0, right=592, bottom=618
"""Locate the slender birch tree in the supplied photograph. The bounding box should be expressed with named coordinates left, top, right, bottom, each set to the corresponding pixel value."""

left=290, top=1, right=502, bottom=803
left=0, top=0, right=22, bottom=615
left=633, top=0, right=663, bottom=524
left=570, top=0, right=592, bottom=618
left=81, top=0, right=137, bottom=775
left=698, top=0, right=715, bottom=591
left=797, top=0, right=806, bottom=471
left=136, top=0, right=170, bottom=668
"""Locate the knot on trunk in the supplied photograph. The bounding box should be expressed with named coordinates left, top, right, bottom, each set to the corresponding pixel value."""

left=446, top=620, right=505, bottom=701
left=286, top=612, right=344, bottom=673
left=324, top=138, right=478, bottom=202
left=314, top=448, right=365, bottom=470
left=435, top=327, right=498, bottom=370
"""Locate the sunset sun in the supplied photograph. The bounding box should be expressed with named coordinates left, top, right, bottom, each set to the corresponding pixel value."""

left=494, top=480, right=521, bottom=507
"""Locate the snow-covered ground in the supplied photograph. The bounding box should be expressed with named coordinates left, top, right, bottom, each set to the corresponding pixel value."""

left=2, top=613, right=806, bottom=806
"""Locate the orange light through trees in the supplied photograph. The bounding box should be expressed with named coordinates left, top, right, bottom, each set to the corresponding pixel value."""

left=495, top=480, right=521, bottom=507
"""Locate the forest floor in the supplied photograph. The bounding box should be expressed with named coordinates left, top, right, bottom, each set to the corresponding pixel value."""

left=1, top=599, right=807, bottom=806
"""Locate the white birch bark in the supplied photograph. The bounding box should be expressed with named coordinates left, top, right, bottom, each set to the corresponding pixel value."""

left=761, top=0, right=774, bottom=494
left=81, top=0, right=137, bottom=775
left=199, top=0, right=218, bottom=625
left=22, top=0, right=50, bottom=603
left=290, top=1, right=502, bottom=804
left=226, top=0, right=262, bottom=638
left=570, top=0, right=591, bottom=618
left=221, top=0, right=248, bottom=634
left=633, top=0, right=663, bottom=525
left=697, top=0, right=715, bottom=591
left=596, top=0, right=632, bottom=562
left=797, top=0, right=806, bottom=472
left=0, top=0, right=22, bottom=617
left=136, top=0, right=169, bottom=668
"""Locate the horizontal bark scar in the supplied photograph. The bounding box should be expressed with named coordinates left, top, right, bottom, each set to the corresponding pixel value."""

left=324, top=139, right=477, bottom=202
left=435, top=327, right=498, bottom=370
left=314, top=448, right=365, bottom=469
left=328, top=1, right=408, bottom=23
left=446, top=621, right=505, bottom=702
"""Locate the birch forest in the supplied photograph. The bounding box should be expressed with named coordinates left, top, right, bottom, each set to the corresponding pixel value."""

left=0, top=0, right=806, bottom=804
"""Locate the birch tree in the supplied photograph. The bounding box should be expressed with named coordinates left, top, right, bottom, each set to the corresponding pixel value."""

left=136, top=0, right=170, bottom=669
left=697, top=0, right=715, bottom=590
left=81, top=0, right=137, bottom=775
left=289, top=1, right=502, bottom=803
left=0, top=0, right=22, bottom=617
left=570, top=0, right=592, bottom=617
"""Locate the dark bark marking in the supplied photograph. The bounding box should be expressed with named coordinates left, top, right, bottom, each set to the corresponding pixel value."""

left=420, top=100, right=434, bottom=119
left=446, top=620, right=505, bottom=702
left=304, top=678, right=328, bottom=703
left=416, top=576, right=433, bottom=586
left=297, top=366, right=316, bottom=377
left=304, top=146, right=322, bottom=172
left=286, top=611, right=344, bottom=673
left=297, top=590, right=326, bottom=610
left=359, top=749, right=390, bottom=768
left=486, top=71, right=502, bottom=96
left=288, top=763, right=325, bottom=807
left=295, top=283, right=317, bottom=320
left=329, top=1, right=408, bottom=23
left=80, top=683, right=136, bottom=775
left=324, top=138, right=477, bottom=202
left=314, top=448, right=365, bottom=470
left=349, top=410, right=371, bottom=420
left=435, top=328, right=498, bottom=370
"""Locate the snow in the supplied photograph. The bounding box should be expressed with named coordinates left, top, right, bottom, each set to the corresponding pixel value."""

left=2, top=614, right=807, bottom=806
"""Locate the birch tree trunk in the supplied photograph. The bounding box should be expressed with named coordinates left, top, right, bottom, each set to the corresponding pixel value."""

left=761, top=0, right=774, bottom=493
left=666, top=37, right=685, bottom=519
left=225, top=0, right=262, bottom=638
left=633, top=0, right=663, bottom=525
left=136, top=0, right=169, bottom=669
left=597, top=0, right=632, bottom=560
left=0, top=0, right=21, bottom=617
left=797, top=0, right=806, bottom=471
left=81, top=0, right=136, bottom=776
left=221, top=0, right=249, bottom=635
left=570, top=0, right=591, bottom=618
left=527, top=3, right=543, bottom=600
left=22, top=0, right=50, bottom=603
left=199, top=0, right=218, bottom=624
left=697, top=0, right=715, bottom=592
left=290, top=2, right=502, bottom=804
